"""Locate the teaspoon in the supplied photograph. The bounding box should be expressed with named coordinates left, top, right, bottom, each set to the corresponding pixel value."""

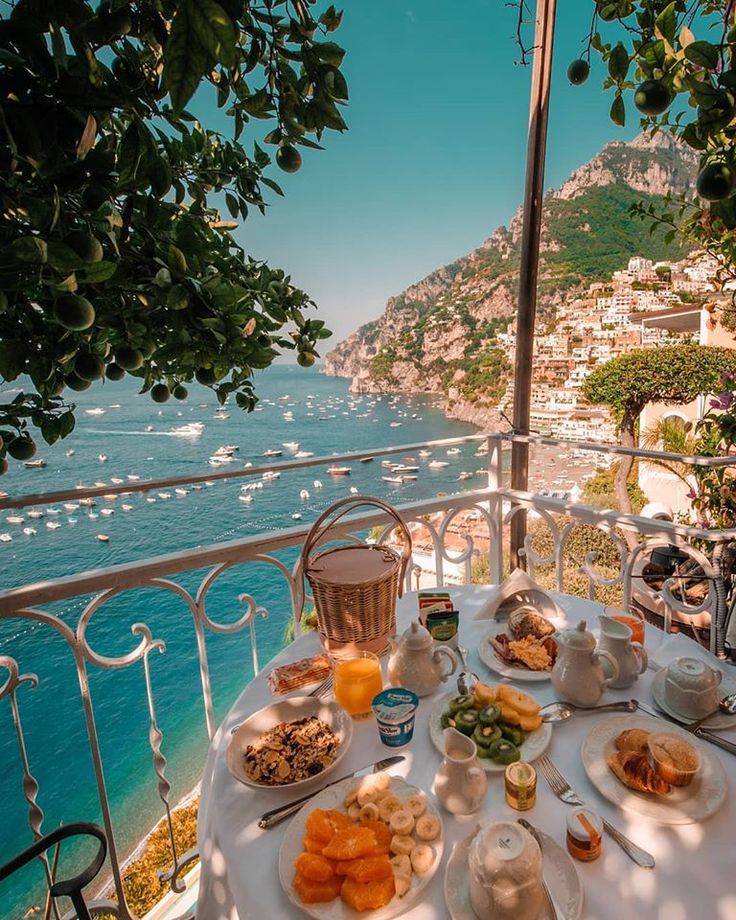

left=540, top=699, right=638, bottom=723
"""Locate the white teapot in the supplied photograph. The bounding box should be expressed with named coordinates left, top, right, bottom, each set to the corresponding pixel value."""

left=551, top=620, right=619, bottom=707
left=387, top=620, right=458, bottom=697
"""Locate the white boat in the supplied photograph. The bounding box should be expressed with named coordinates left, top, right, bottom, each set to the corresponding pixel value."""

left=350, top=487, right=359, bottom=494
left=418, top=450, right=432, bottom=457
left=146, top=497, right=156, bottom=503
left=127, top=474, right=140, bottom=481
left=262, top=470, right=281, bottom=481
left=79, top=498, right=96, bottom=507
left=145, top=425, right=154, bottom=432
left=295, top=451, right=314, bottom=459
left=292, top=513, right=302, bottom=520
left=98, top=454, right=108, bottom=462
left=23, top=527, right=36, bottom=536
left=381, top=460, right=394, bottom=467
left=85, top=408, right=106, bottom=416
left=328, top=466, right=351, bottom=476
left=239, top=494, right=254, bottom=504
left=300, top=489, right=310, bottom=500
left=46, top=521, right=61, bottom=530
left=282, top=442, right=300, bottom=450
left=25, top=459, right=47, bottom=469
left=428, top=461, right=449, bottom=469
left=6, top=515, right=24, bottom=524
left=214, top=410, right=230, bottom=420
left=446, top=448, right=461, bottom=456
left=359, top=456, right=374, bottom=463
left=389, top=422, right=402, bottom=427
left=121, top=504, right=133, bottom=511
left=223, top=445, right=239, bottom=452
left=88, top=512, right=99, bottom=519
left=175, top=488, right=189, bottom=496
left=171, top=423, right=204, bottom=439
left=97, top=534, right=109, bottom=542
left=47, top=508, right=61, bottom=515
left=402, top=475, right=418, bottom=481
left=66, top=449, right=75, bottom=457
left=110, top=477, right=124, bottom=485
left=100, top=508, right=115, bottom=516
left=313, top=480, right=323, bottom=489
left=109, top=404, right=121, bottom=409
left=382, top=476, right=403, bottom=484
left=28, top=510, right=44, bottom=519
left=0, top=533, right=12, bottom=543
left=458, top=472, right=473, bottom=481
left=67, top=517, right=78, bottom=524
left=208, top=456, right=233, bottom=466
left=63, top=503, right=79, bottom=512
left=157, top=492, right=171, bottom=499
left=393, top=465, right=418, bottom=472
left=263, top=449, right=282, bottom=457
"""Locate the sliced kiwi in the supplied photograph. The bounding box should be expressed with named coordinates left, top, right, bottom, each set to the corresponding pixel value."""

left=448, top=694, right=474, bottom=715
left=454, top=710, right=478, bottom=735
left=473, top=723, right=501, bottom=749
left=488, top=739, right=520, bottom=765
left=499, top=724, right=524, bottom=747
left=440, top=711, right=456, bottom=730
left=478, top=704, right=501, bottom=726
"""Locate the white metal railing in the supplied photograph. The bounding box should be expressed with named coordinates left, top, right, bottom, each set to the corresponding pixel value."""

left=1, top=431, right=735, bottom=919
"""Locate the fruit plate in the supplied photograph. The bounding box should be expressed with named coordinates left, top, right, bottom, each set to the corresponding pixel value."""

left=226, top=696, right=353, bottom=791
left=279, top=776, right=444, bottom=920
left=581, top=714, right=727, bottom=825
left=444, top=826, right=583, bottom=920
left=651, top=666, right=736, bottom=731
left=428, top=691, right=552, bottom=773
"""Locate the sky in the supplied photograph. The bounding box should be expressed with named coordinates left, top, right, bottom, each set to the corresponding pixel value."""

left=229, top=1, right=640, bottom=350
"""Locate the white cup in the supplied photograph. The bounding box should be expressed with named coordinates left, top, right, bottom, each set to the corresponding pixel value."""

left=468, top=822, right=544, bottom=920
left=663, top=656, right=722, bottom=720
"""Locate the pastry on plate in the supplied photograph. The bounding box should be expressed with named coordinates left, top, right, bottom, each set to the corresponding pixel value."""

left=607, top=750, right=671, bottom=796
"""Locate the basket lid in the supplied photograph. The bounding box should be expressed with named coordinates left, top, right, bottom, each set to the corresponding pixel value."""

left=308, top=544, right=399, bottom=585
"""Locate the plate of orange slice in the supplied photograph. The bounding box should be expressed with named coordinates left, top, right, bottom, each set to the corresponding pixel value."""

left=279, top=774, right=444, bottom=919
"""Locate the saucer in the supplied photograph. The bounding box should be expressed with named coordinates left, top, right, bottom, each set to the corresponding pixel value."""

left=651, top=666, right=736, bottom=730
left=444, top=825, right=583, bottom=920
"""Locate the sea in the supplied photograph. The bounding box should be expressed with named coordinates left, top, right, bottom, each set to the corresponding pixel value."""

left=0, top=365, right=483, bottom=916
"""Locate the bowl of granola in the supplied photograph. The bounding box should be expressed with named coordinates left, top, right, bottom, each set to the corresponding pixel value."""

left=227, top=697, right=354, bottom=790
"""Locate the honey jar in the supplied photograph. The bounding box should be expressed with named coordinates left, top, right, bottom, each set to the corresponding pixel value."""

left=566, top=806, right=603, bottom=861
left=504, top=761, right=537, bottom=811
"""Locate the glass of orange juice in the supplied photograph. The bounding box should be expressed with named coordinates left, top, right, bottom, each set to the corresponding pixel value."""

left=606, top=608, right=646, bottom=646
left=333, top=652, right=384, bottom=719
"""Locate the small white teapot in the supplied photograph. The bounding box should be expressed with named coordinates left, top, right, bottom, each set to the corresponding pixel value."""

left=551, top=620, right=619, bottom=707
left=387, top=620, right=458, bottom=697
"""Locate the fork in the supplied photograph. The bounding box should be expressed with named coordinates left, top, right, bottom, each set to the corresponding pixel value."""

left=308, top=673, right=334, bottom=698
left=537, top=755, right=655, bottom=869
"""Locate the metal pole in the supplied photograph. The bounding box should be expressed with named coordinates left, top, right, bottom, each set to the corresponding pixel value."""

left=510, top=0, right=557, bottom=569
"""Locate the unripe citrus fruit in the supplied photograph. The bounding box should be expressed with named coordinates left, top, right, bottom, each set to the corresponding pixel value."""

left=276, top=145, right=302, bottom=173
left=105, top=362, right=125, bottom=381
left=74, top=353, right=106, bottom=381
left=567, top=59, right=590, bottom=85
left=173, top=384, right=188, bottom=400
left=150, top=383, right=170, bottom=403
left=66, top=373, right=92, bottom=391
left=195, top=366, right=217, bottom=385
left=634, top=79, right=671, bottom=116
left=7, top=435, right=36, bottom=461
left=115, top=346, right=144, bottom=370
left=53, top=294, right=95, bottom=331
left=697, top=162, right=735, bottom=201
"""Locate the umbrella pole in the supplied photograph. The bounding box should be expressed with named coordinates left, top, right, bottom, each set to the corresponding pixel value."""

left=510, top=0, right=557, bottom=569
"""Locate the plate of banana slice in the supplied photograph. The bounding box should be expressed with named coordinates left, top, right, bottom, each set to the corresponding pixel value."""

left=279, top=774, right=444, bottom=919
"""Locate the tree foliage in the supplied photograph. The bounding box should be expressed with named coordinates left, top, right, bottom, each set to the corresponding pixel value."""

left=582, top=343, right=736, bottom=421
left=0, top=0, right=345, bottom=465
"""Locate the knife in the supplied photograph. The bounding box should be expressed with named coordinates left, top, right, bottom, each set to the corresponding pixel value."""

left=637, top=702, right=736, bottom=757
left=258, top=755, right=405, bottom=830
left=517, top=820, right=560, bottom=920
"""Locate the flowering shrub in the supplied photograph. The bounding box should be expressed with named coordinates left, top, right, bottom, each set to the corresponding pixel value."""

left=689, top=374, right=736, bottom=529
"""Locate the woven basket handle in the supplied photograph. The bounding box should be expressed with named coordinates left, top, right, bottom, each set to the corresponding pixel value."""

left=300, top=495, right=412, bottom=598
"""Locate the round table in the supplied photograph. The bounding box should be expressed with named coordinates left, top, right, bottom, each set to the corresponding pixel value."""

left=196, top=586, right=736, bottom=919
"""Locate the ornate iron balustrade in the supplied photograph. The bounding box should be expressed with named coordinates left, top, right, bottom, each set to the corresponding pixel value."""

left=0, top=431, right=734, bottom=919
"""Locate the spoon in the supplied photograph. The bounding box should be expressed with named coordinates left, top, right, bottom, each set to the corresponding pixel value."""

left=456, top=645, right=479, bottom=696
left=540, top=699, right=638, bottom=723
left=684, top=692, right=736, bottom=732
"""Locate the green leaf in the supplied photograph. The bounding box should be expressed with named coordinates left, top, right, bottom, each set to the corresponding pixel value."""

left=59, top=411, right=75, bottom=438
left=79, top=261, right=118, bottom=283
left=610, top=93, right=625, bottom=126
left=225, top=192, right=239, bottom=218
left=40, top=416, right=60, bottom=445
left=188, top=0, right=237, bottom=68
left=46, top=241, right=85, bottom=272
left=163, top=2, right=211, bottom=117
left=313, top=41, right=345, bottom=67
left=684, top=41, right=720, bottom=71
left=0, top=341, right=25, bottom=380
left=655, top=2, right=677, bottom=46
left=608, top=43, right=629, bottom=82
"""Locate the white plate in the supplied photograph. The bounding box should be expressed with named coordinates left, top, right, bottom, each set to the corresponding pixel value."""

left=581, top=714, right=727, bottom=825
left=226, top=696, right=353, bottom=791
left=651, top=666, right=736, bottom=731
left=477, top=624, right=556, bottom=682
left=428, top=691, right=552, bottom=773
left=279, top=775, right=444, bottom=920
left=444, top=825, right=583, bottom=920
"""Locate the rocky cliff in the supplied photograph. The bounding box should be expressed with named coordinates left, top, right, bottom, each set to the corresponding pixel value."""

left=324, top=132, right=698, bottom=426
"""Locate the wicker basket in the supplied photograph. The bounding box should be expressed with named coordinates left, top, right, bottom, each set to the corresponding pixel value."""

left=300, top=496, right=412, bottom=656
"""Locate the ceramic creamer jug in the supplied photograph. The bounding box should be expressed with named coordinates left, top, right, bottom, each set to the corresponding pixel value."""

left=598, top=614, right=648, bottom=689
left=434, top=727, right=488, bottom=815
left=387, top=620, right=457, bottom=697
left=551, top=620, right=619, bottom=706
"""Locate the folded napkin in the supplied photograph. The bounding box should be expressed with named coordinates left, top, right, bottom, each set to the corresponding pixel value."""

left=648, top=630, right=722, bottom=672
left=473, top=568, right=565, bottom=622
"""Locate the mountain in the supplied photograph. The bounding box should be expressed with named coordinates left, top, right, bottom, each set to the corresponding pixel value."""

left=323, top=133, right=698, bottom=426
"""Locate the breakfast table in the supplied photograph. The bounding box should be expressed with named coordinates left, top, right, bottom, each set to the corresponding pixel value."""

left=196, top=585, right=736, bottom=919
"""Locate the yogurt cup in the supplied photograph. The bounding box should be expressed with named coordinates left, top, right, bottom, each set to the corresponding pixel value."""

left=371, top=688, right=419, bottom=747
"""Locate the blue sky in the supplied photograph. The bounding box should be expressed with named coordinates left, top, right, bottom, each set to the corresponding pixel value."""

left=235, top=1, right=639, bottom=349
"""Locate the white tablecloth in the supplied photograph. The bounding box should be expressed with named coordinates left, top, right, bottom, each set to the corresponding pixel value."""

left=196, top=586, right=736, bottom=920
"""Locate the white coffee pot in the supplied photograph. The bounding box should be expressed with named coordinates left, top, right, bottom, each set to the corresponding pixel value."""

left=387, top=620, right=458, bottom=697
left=551, top=620, right=619, bottom=706
left=597, top=614, right=648, bottom=689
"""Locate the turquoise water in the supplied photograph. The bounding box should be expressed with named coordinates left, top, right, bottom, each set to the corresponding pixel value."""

left=0, top=366, right=481, bottom=916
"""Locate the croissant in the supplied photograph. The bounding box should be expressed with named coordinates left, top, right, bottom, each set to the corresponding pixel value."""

left=607, top=751, right=671, bottom=796
left=615, top=729, right=650, bottom=754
